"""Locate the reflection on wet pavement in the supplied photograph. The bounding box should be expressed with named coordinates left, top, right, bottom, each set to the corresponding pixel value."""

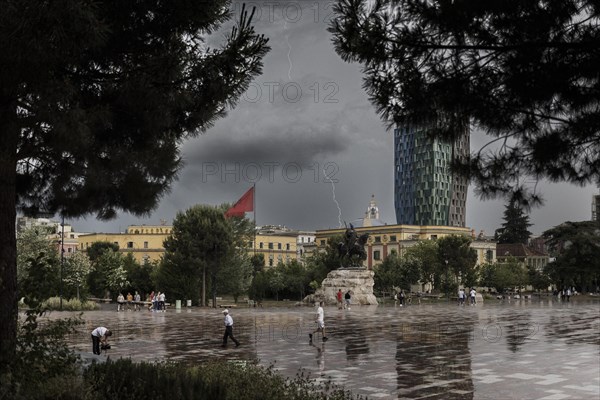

left=44, top=300, right=599, bottom=399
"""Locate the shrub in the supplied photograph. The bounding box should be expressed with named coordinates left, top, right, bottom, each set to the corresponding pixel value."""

left=0, top=310, right=84, bottom=400
left=43, top=297, right=99, bottom=311
left=84, top=359, right=364, bottom=400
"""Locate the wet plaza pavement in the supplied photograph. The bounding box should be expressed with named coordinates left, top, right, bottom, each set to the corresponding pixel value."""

left=47, top=300, right=599, bottom=399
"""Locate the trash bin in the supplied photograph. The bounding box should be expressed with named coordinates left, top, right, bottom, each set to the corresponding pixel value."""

left=186, top=300, right=192, bottom=307
left=175, top=300, right=181, bottom=309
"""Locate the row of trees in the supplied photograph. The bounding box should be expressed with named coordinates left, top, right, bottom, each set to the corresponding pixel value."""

left=17, top=207, right=599, bottom=310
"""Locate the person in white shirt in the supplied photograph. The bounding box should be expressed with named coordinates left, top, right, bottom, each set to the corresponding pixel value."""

left=309, top=301, right=328, bottom=342
left=91, top=326, right=112, bottom=355
left=470, top=288, right=476, bottom=305
left=221, top=309, right=240, bottom=347
left=458, top=289, right=465, bottom=306
left=159, top=292, right=166, bottom=311
left=117, top=293, right=125, bottom=311
left=134, top=291, right=141, bottom=311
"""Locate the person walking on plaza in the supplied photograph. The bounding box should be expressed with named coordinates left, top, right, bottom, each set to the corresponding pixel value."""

left=470, top=288, right=477, bottom=305
left=399, top=290, right=405, bottom=306
left=337, top=289, right=343, bottom=309
left=309, top=301, right=328, bottom=342
left=458, top=288, right=465, bottom=306
left=221, top=309, right=240, bottom=347
left=345, top=290, right=352, bottom=310
left=91, top=326, right=112, bottom=355
left=158, top=292, right=166, bottom=311
left=154, top=291, right=160, bottom=311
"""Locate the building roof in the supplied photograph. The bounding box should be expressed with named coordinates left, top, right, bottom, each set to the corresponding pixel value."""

left=496, top=243, right=548, bottom=257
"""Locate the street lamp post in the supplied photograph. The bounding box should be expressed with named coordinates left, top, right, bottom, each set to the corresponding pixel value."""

left=60, top=215, right=64, bottom=311
left=445, top=259, right=449, bottom=303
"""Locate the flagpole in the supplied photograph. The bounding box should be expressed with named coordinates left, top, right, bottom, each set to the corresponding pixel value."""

left=253, top=183, right=256, bottom=254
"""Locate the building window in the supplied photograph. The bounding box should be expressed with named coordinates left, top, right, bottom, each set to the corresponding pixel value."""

left=389, top=235, right=397, bottom=242
left=277, top=243, right=282, bottom=250
left=430, top=235, right=437, bottom=240
left=260, top=242, right=263, bottom=249
left=320, top=240, right=326, bottom=246
left=286, top=243, right=290, bottom=250
left=127, top=242, right=134, bottom=249
left=486, top=250, right=493, bottom=262
left=144, top=241, right=148, bottom=249
left=268, top=242, right=274, bottom=250
left=114, top=242, right=119, bottom=246
left=374, top=250, right=381, bottom=261
left=374, top=236, right=381, bottom=243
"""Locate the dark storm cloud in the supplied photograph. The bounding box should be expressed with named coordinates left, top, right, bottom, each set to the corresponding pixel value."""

left=73, top=0, right=599, bottom=236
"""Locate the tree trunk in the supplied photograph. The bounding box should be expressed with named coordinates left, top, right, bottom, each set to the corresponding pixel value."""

left=0, top=97, right=18, bottom=366
left=202, top=265, right=205, bottom=307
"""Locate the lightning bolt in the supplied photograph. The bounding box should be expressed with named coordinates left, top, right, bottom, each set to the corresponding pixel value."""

left=283, top=19, right=292, bottom=80
left=323, top=167, right=342, bottom=228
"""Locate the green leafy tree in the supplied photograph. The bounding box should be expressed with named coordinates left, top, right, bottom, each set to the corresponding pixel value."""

left=16, top=226, right=60, bottom=294
left=268, top=268, right=285, bottom=301
left=281, top=260, right=310, bottom=301
left=542, top=221, right=600, bottom=292
left=250, top=253, right=266, bottom=276
left=87, top=242, right=119, bottom=263
left=527, top=264, right=551, bottom=293
left=330, top=0, right=600, bottom=207
left=437, top=235, right=478, bottom=296
left=87, top=245, right=115, bottom=298
left=404, top=241, right=440, bottom=288
left=248, top=269, right=269, bottom=302
left=219, top=251, right=253, bottom=303
left=480, top=260, right=529, bottom=293
left=495, top=202, right=533, bottom=244
left=124, top=256, right=156, bottom=299
left=215, top=206, right=255, bottom=302
left=100, top=251, right=129, bottom=297
left=62, top=251, right=92, bottom=300
left=303, top=234, right=345, bottom=287
left=1, top=2, right=269, bottom=363
left=374, top=252, right=420, bottom=294
left=19, top=254, right=60, bottom=307
left=157, top=205, right=233, bottom=306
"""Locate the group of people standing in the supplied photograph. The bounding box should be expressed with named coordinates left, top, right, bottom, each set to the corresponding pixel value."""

left=556, top=287, right=575, bottom=302
left=149, top=291, right=166, bottom=312
left=116, top=291, right=142, bottom=311
left=458, top=288, right=477, bottom=306
left=336, top=289, right=352, bottom=310
left=115, top=290, right=167, bottom=312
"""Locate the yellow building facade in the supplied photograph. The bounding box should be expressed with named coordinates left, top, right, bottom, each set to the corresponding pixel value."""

left=314, top=224, right=496, bottom=269
left=251, top=232, right=298, bottom=267
left=78, top=225, right=172, bottom=264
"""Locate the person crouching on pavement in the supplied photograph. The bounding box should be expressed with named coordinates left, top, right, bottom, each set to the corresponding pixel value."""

left=91, top=326, right=112, bottom=355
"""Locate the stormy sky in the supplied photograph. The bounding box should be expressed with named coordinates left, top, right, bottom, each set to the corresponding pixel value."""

left=74, top=1, right=599, bottom=237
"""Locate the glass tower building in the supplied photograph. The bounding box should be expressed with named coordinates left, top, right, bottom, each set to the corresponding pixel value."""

left=394, top=125, right=469, bottom=227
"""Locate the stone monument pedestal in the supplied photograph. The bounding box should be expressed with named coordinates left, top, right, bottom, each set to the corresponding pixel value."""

left=305, top=268, right=378, bottom=305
